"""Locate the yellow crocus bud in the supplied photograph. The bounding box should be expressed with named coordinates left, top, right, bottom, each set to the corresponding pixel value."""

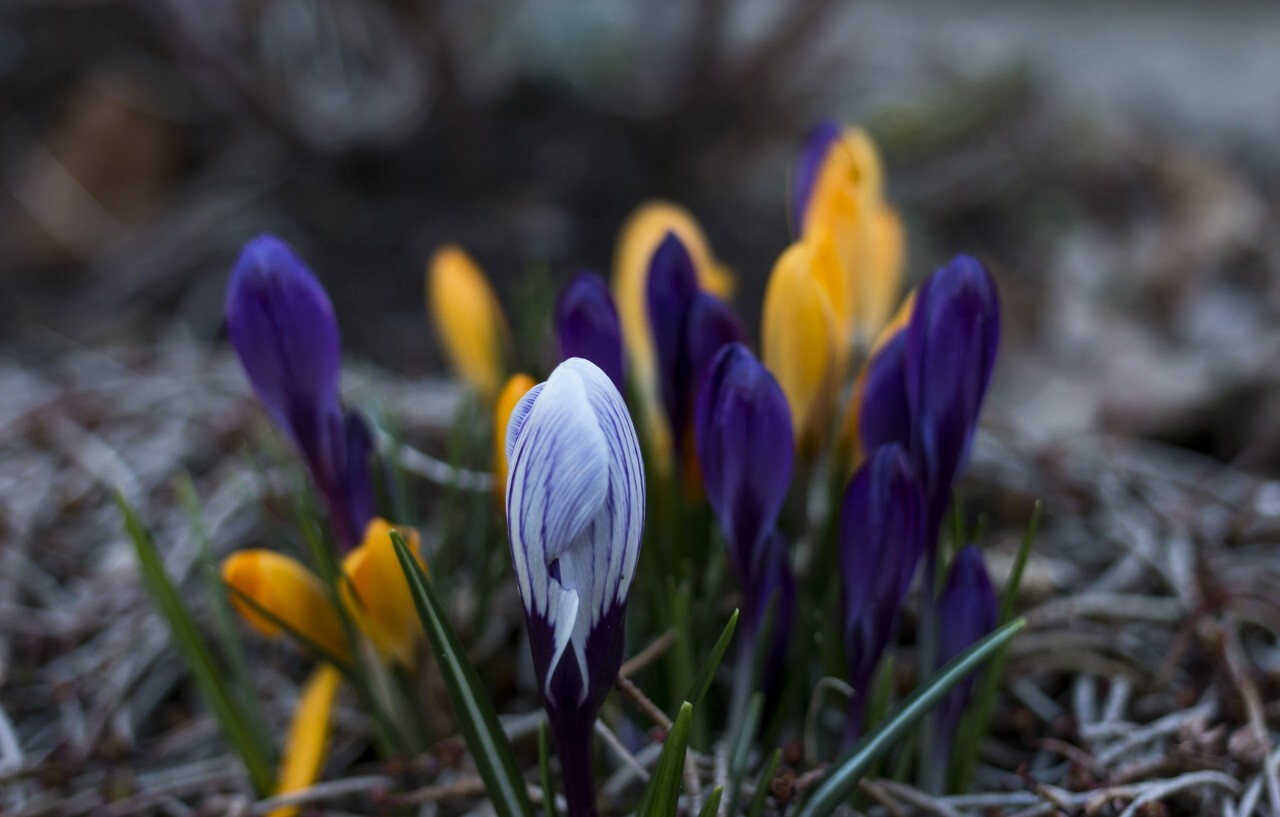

left=426, top=244, right=511, bottom=404
left=222, top=550, right=349, bottom=664
left=803, top=127, right=905, bottom=346
left=762, top=242, right=838, bottom=454
left=612, top=200, right=734, bottom=471
left=340, top=518, right=427, bottom=667
left=270, top=664, right=342, bottom=817
left=493, top=373, right=537, bottom=492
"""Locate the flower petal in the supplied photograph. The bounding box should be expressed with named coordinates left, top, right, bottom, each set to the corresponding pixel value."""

left=904, top=255, right=1000, bottom=504
left=270, top=664, right=342, bottom=817
left=222, top=550, right=349, bottom=664
left=647, top=232, right=699, bottom=440
left=694, top=343, right=794, bottom=582
left=426, top=244, right=511, bottom=403
left=935, top=545, right=997, bottom=749
left=494, top=374, right=538, bottom=493
left=341, top=518, right=427, bottom=666
left=225, top=235, right=341, bottom=476
left=792, top=120, right=841, bottom=235
left=761, top=242, right=838, bottom=453
left=556, top=271, right=627, bottom=394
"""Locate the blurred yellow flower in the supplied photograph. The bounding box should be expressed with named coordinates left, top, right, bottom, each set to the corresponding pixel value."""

left=762, top=242, right=838, bottom=454
left=493, top=373, right=536, bottom=493
left=426, top=244, right=511, bottom=403
left=222, top=550, right=349, bottom=664
left=269, top=664, right=342, bottom=817
left=801, top=127, right=904, bottom=348
left=340, top=518, right=428, bottom=667
left=612, top=200, right=734, bottom=470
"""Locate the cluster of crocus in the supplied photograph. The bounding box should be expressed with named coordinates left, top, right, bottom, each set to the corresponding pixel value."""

left=222, top=236, right=428, bottom=808
left=835, top=254, right=1001, bottom=750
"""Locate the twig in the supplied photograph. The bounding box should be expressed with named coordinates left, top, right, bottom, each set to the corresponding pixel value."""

left=252, top=775, right=396, bottom=813
left=619, top=629, right=676, bottom=678
left=615, top=676, right=673, bottom=732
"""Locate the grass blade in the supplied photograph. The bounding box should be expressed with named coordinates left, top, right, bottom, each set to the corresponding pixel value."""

left=538, top=719, right=555, bottom=817
left=117, top=493, right=276, bottom=794
left=725, top=692, right=764, bottom=817
left=638, top=701, right=693, bottom=816
left=747, top=748, right=782, bottom=817
left=794, top=618, right=1027, bottom=817
left=685, top=608, right=739, bottom=709
left=390, top=531, right=534, bottom=817
left=696, top=786, right=723, bottom=817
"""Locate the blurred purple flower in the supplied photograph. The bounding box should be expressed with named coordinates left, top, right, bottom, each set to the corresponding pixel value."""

left=225, top=235, right=374, bottom=548
left=648, top=233, right=745, bottom=472
left=839, top=443, right=926, bottom=741
left=694, top=343, right=794, bottom=584
left=555, top=271, right=626, bottom=394
left=904, top=255, right=1000, bottom=520
left=791, top=120, right=841, bottom=234
left=935, top=545, right=997, bottom=764
left=505, top=357, right=645, bottom=817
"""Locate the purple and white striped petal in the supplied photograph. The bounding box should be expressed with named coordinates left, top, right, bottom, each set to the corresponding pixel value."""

left=505, top=358, right=645, bottom=708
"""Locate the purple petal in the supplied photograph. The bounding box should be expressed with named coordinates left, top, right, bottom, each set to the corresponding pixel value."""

left=904, top=255, right=1001, bottom=507
left=935, top=545, right=997, bottom=750
left=338, top=410, right=377, bottom=542
left=556, top=270, right=626, bottom=394
left=858, top=330, right=912, bottom=456
left=686, top=292, right=746, bottom=400
left=694, top=343, right=794, bottom=582
left=225, top=235, right=341, bottom=466
left=792, top=120, right=841, bottom=234
left=839, top=444, right=926, bottom=703
left=646, top=232, right=699, bottom=438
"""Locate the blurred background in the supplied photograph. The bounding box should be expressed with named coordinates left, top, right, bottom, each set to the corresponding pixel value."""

left=2, top=0, right=1280, bottom=460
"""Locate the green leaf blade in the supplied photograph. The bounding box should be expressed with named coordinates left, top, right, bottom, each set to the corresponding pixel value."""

left=638, top=700, right=693, bottom=816
left=795, top=618, right=1027, bottom=817
left=685, top=608, right=739, bottom=709
left=390, top=531, right=534, bottom=817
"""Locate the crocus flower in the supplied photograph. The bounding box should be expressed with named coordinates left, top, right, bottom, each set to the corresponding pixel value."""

left=838, top=443, right=926, bottom=741
left=222, top=518, right=427, bottom=667
left=426, top=244, right=512, bottom=404
left=225, top=235, right=374, bottom=549
left=222, top=549, right=351, bottom=663
left=694, top=343, right=794, bottom=586
left=647, top=233, right=745, bottom=480
left=556, top=271, right=626, bottom=394
left=935, top=545, right=996, bottom=769
left=339, top=519, right=428, bottom=667
left=505, top=357, right=645, bottom=817
left=613, top=201, right=734, bottom=472
left=695, top=343, right=796, bottom=716
left=903, top=255, right=1000, bottom=524
left=793, top=122, right=904, bottom=344
left=761, top=242, right=838, bottom=454
left=493, top=373, right=537, bottom=494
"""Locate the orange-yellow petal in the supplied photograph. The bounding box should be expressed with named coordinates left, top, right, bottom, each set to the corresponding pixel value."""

left=612, top=200, right=734, bottom=471
left=426, top=245, right=511, bottom=403
left=863, top=205, right=906, bottom=340
left=493, top=373, right=537, bottom=494
left=270, top=664, right=343, bottom=817
left=762, top=243, right=839, bottom=454
left=340, top=518, right=427, bottom=666
left=222, top=550, right=349, bottom=664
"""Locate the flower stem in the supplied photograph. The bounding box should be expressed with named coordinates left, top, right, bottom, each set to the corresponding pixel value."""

left=552, top=715, right=598, bottom=817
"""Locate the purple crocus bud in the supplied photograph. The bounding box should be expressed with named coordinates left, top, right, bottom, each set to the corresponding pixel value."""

left=857, top=329, right=912, bottom=457
left=646, top=232, right=699, bottom=442
left=225, top=235, right=373, bottom=548
left=792, top=120, right=841, bottom=234
left=555, top=271, right=626, bottom=394
left=935, top=545, right=997, bottom=766
left=687, top=291, right=746, bottom=397
left=839, top=443, right=926, bottom=742
left=505, top=357, right=645, bottom=817
left=904, top=255, right=1000, bottom=517
left=694, top=343, right=794, bottom=585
